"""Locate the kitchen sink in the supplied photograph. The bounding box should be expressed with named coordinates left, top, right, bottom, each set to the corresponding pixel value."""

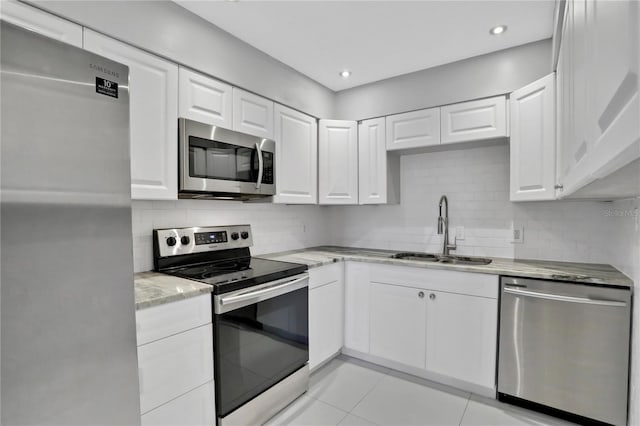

left=392, top=252, right=440, bottom=262
left=392, top=252, right=492, bottom=265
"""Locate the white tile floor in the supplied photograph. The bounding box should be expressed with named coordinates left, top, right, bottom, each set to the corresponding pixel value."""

left=266, top=356, right=575, bottom=426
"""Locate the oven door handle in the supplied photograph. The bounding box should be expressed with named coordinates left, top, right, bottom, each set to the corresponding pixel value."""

left=216, top=273, right=309, bottom=314
left=255, top=141, right=264, bottom=190
left=503, top=286, right=627, bottom=307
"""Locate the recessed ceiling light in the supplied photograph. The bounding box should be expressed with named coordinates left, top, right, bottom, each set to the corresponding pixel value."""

left=490, top=25, right=507, bottom=35
left=340, top=70, right=351, bottom=78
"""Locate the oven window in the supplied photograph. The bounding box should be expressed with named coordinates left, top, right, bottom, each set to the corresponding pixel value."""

left=214, top=287, right=308, bottom=418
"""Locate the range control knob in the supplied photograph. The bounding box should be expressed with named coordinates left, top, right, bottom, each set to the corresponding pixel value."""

left=166, top=236, right=177, bottom=247
left=231, top=232, right=239, bottom=240
left=181, top=236, right=190, bottom=245
left=241, top=231, right=249, bottom=239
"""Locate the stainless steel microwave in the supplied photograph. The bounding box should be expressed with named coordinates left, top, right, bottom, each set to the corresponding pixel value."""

left=179, top=118, right=275, bottom=200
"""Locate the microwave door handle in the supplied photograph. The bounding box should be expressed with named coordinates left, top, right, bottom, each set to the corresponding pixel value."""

left=255, top=142, right=263, bottom=189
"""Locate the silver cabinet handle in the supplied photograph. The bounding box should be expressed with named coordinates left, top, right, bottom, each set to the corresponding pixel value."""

left=429, top=293, right=436, bottom=300
left=255, top=141, right=264, bottom=190
left=504, top=286, right=626, bottom=307
left=418, top=291, right=424, bottom=298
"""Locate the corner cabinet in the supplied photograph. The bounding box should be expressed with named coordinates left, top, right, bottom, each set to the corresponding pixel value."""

left=83, top=29, right=179, bottom=200
left=358, top=118, right=399, bottom=205
left=386, top=108, right=440, bottom=151
left=309, top=263, right=344, bottom=370
left=318, top=120, right=358, bottom=205
left=0, top=0, right=82, bottom=47
left=178, top=67, right=233, bottom=129
left=510, top=73, right=557, bottom=201
left=273, top=105, right=318, bottom=204
left=440, top=96, right=507, bottom=144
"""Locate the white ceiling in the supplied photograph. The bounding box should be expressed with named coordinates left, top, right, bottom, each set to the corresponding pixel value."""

left=175, top=1, right=556, bottom=92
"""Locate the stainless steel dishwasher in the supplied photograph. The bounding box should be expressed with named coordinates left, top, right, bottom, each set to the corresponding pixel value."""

left=498, top=276, right=632, bottom=426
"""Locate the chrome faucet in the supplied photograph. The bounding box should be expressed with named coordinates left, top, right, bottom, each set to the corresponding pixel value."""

left=437, top=195, right=457, bottom=256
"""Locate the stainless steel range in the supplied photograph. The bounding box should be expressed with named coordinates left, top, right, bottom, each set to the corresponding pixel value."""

left=153, top=225, right=309, bottom=426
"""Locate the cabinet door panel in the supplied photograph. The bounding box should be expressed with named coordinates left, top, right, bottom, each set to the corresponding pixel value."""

left=233, top=88, right=274, bottom=139
left=369, top=282, right=426, bottom=369
left=309, top=280, right=344, bottom=369
left=83, top=30, right=178, bottom=200
left=344, top=262, right=370, bottom=353
left=386, top=108, right=440, bottom=150
left=358, top=118, right=387, bottom=204
left=0, top=0, right=82, bottom=47
left=510, top=73, right=556, bottom=201
left=138, top=324, right=213, bottom=414
left=141, top=381, right=215, bottom=426
left=319, top=120, right=358, bottom=204
left=426, top=291, right=497, bottom=389
left=441, top=96, right=507, bottom=144
left=179, top=67, right=232, bottom=128
left=274, top=104, right=317, bottom=204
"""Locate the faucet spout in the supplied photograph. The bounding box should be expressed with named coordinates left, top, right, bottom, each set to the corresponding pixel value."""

left=437, top=195, right=456, bottom=256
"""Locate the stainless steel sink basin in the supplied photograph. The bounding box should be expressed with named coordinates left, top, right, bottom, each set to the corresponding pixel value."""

left=438, top=255, right=492, bottom=265
left=392, top=252, right=439, bottom=262
left=392, top=252, right=492, bottom=265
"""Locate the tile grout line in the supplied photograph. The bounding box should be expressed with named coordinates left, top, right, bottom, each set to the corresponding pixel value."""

left=343, top=368, right=390, bottom=425
left=458, top=394, right=472, bottom=426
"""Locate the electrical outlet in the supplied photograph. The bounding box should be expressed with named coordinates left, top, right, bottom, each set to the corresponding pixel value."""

left=455, top=226, right=465, bottom=240
left=511, top=223, right=524, bottom=244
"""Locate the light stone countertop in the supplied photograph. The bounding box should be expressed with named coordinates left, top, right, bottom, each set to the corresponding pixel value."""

left=134, top=271, right=213, bottom=310
left=257, top=246, right=633, bottom=288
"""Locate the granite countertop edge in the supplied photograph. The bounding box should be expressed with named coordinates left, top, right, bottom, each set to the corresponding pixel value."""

left=256, top=246, right=634, bottom=288
left=134, top=271, right=214, bottom=310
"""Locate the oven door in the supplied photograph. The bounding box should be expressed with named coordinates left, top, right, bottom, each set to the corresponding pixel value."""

left=179, top=118, right=275, bottom=197
left=213, top=273, right=309, bottom=419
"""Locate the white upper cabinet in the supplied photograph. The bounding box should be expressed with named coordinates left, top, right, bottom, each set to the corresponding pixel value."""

left=178, top=67, right=232, bottom=129
left=586, top=0, right=639, bottom=181
left=273, top=104, right=318, bottom=204
left=440, top=96, right=507, bottom=144
left=386, top=108, right=440, bottom=151
left=318, top=120, right=358, bottom=205
left=84, top=29, right=179, bottom=200
left=0, top=0, right=82, bottom=47
left=510, top=73, right=556, bottom=201
left=232, top=88, right=274, bottom=139
left=556, top=0, right=640, bottom=198
left=358, top=118, right=388, bottom=204
left=369, top=282, right=427, bottom=369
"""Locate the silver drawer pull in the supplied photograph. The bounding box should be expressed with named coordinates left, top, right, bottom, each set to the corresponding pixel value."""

left=504, top=287, right=626, bottom=307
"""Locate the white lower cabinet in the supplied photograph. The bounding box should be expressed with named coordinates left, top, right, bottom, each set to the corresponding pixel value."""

left=425, top=291, right=497, bottom=389
left=344, top=262, right=498, bottom=395
left=309, top=263, right=344, bottom=370
left=141, top=381, right=215, bottom=426
left=369, top=282, right=427, bottom=369
left=136, top=295, right=214, bottom=425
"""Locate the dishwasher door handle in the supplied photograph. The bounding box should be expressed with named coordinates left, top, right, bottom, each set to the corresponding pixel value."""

left=503, top=286, right=627, bottom=307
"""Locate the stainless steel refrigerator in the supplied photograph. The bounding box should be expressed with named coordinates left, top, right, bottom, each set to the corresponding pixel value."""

left=1, top=22, right=141, bottom=424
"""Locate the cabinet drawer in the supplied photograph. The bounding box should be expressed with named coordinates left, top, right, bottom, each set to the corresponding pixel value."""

left=141, top=381, right=215, bottom=426
left=136, top=295, right=211, bottom=345
left=138, top=324, right=213, bottom=414
left=309, top=263, right=342, bottom=290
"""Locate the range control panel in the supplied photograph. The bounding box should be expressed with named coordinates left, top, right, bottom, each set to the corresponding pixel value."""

left=154, top=225, right=252, bottom=258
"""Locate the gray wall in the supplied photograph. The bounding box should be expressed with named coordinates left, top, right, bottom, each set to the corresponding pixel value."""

left=29, top=0, right=336, bottom=119
left=334, top=39, right=552, bottom=121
